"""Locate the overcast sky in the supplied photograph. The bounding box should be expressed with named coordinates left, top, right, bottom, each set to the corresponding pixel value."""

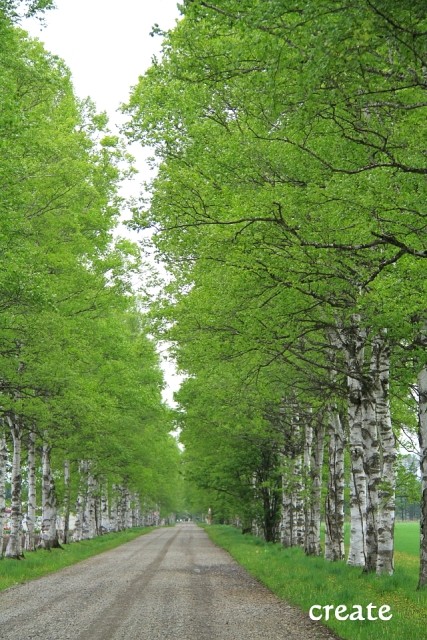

left=22, top=0, right=182, bottom=204
left=23, top=1, right=184, bottom=406
left=23, top=0, right=180, bottom=120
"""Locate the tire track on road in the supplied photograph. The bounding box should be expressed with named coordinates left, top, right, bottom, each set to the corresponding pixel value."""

left=76, top=528, right=180, bottom=640
left=0, top=525, right=341, bottom=640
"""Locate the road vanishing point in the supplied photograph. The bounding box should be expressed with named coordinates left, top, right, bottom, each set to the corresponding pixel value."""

left=0, top=524, right=340, bottom=640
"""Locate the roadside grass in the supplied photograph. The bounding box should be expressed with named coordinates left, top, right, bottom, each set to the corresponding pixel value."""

left=203, top=522, right=426, bottom=640
left=0, top=527, right=156, bottom=592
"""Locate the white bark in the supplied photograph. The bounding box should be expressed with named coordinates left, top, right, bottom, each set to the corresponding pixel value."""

left=280, top=459, right=294, bottom=547
left=63, top=460, right=71, bottom=543
left=109, top=486, right=118, bottom=532
left=363, top=345, right=380, bottom=573
left=325, top=408, right=345, bottom=561
left=293, top=481, right=305, bottom=547
left=5, top=415, right=23, bottom=559
left=100, top=481, right=110, bottom=533
left=293, top=415, right=305, bottom=548
left=0, top=426, right=8, bottom=557
left=305, top=417, right=325, bottom=556
left=82, top=468, right=97, bottom=539
left=73, top=461, right=87, bottom=542
left=303, top=420, right=313, bottom=551
left=131, top=493, right=140, bottom=527
left=374, top=334, right=396, bottom=576
left=95, top=492, right=102, bottom=535
left=123, top=487, right=133, bottom=529
left=281, top=418, right=305, bottom=547
left=39, top=440, right=60, bottom=549
left=115, top=485, right=126, bottom=531
left=418, top=365, right=427, bottom=588
left=324, top=334, right=345, bottom=562
left=344, top=319, right=367, bottom=568
left=25, top=431, right=37, bottom=552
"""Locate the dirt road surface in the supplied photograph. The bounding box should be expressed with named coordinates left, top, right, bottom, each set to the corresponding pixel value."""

left=0, top=524, right=340, bottom=640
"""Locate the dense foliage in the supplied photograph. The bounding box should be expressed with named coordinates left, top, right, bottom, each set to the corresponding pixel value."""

left=0, top=9, right=181, bottom=558
left=124, top=0, right=426, bottom=583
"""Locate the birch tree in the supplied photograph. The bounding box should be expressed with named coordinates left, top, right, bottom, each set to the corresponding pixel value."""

left=0, top=426, right=7, bottom=556
left=324, top=408, right=345, bottom=562
left=4, top=415, right=23, bottom=559
left=305, top=413, right=325, bottom=557
left=39, top=438, right=60, bottom=550
left=373, top=333, right=396, bottom=575
left=280, top=403, right=305, bottom=549
left=418, top=364, right=427, bottom=588
left=25, top=430, right=37, bottom=551
left=63, top=460, right=71, bottom=543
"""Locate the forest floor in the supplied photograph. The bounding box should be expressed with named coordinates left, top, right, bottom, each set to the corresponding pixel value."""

left=0, top=523, right=340, bottom=640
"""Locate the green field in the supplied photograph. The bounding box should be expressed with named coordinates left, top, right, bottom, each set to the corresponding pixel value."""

left=0, top=527, right=156, bottom=592
left=204, top=522, right=426, bottom=640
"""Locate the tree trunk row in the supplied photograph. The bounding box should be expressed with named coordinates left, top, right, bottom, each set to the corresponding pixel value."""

left=0, top=430, right=155, bottom=558
left=279, top=322, right=397, bottom=576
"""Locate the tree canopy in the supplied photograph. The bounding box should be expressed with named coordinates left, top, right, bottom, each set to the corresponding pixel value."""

left=0, top=8, right=181, bottom=558
left=124, top=0, right=427, bottom=579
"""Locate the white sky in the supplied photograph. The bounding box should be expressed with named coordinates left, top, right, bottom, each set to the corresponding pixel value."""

left=23, top=0, right=180, bottom=119
left=22, top=1, right=184, bottom=407
left=22, top=0, right=181, bottom=202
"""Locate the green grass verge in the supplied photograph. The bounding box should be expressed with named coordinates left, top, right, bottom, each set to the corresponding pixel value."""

left=203, top=523, right=426, bottom=640
left=0, top=527, right=156, bottom=592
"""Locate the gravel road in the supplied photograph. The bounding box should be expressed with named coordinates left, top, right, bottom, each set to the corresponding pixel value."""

left=0, top=524, right=341, bottom=640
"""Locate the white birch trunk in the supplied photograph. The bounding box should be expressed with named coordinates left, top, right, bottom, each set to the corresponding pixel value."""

left=0, top=426, right=8, bottom=557
left=114, top=488, right=122, bottom=531
left=280, top=460, right=294, bottom=547
left=110, top=486, right=118, bottom=532
left=303, top=420, right=313, bottom=551
left=25, top=430, right=37, bottom=551
left=343, top=319, right=367, bottom=568
left=124, top=487, right=133, bottom=529
left=131, top=493, right=140, bottom=527
left=280, top=404, right=305, bottom=548
left=73, top=461, right=87, bottom=542
left=305, top=417, right=325, bottom=556
left=95, top=492, right=101, bottom=536
left=363, top=345, right=380, bottom=573
left=325, top=333, right=345, bottom=562
left=63, top=460, right=71, bottom=543
left=137, top=497, right=143, bottom=527
left=293, top=413, right=305, bottom=548
left=100, top=484, right=110, bottom=533
left=325, top=408, right=345, bottom=561
left=5, top=416, right=23, bottom=559
left=116, top=486, right=125, bottom=531
left=418, top=364, right=427, bottom=588
left=82, top=468, right=97, bottom=539
left=375, top=334, right=396, bottom=575
left=39, top=440, right=60, bottom=549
